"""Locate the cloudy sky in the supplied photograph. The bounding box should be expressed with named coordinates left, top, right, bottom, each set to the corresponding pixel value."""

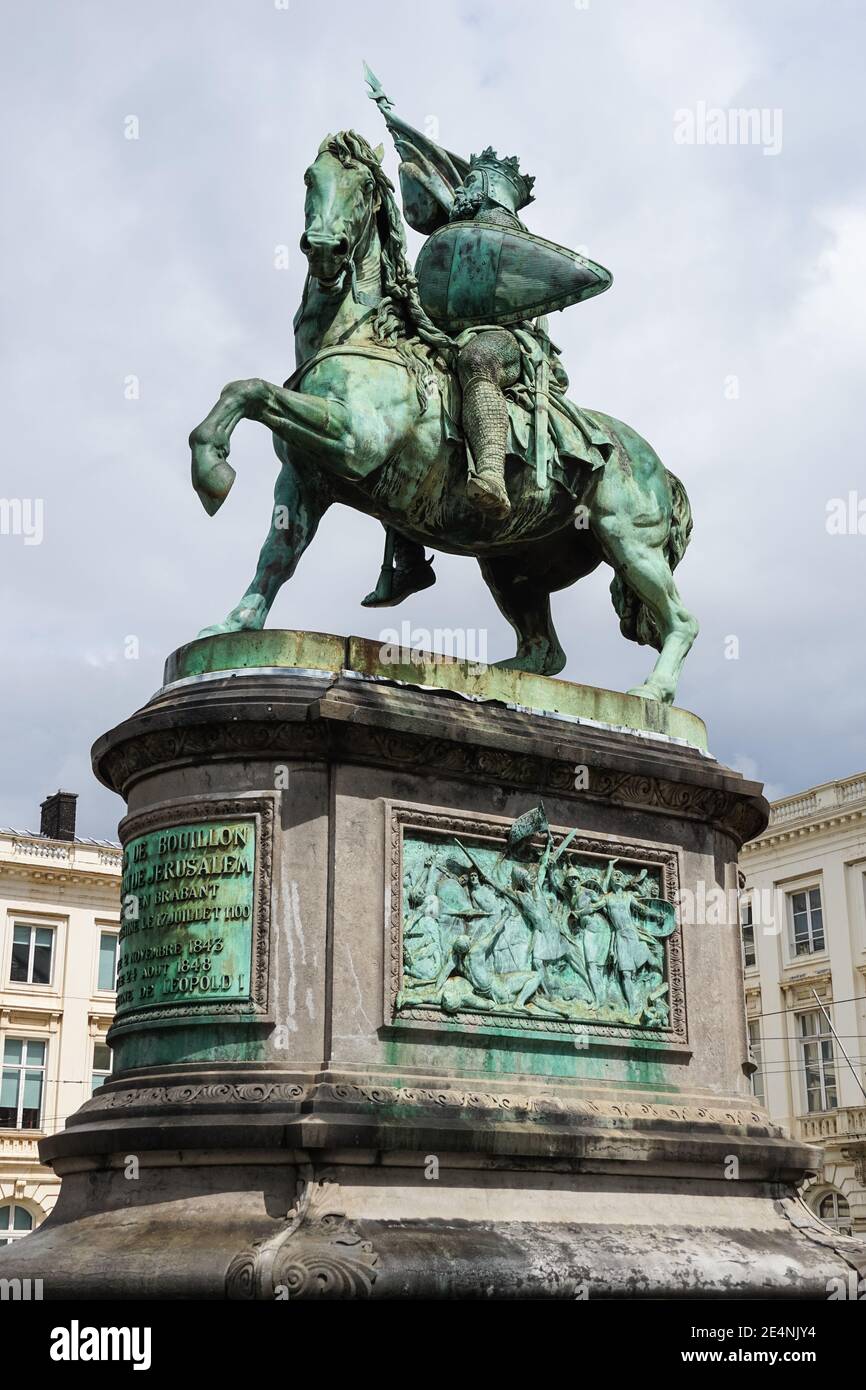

left=1, top=0, right=864, bottom=839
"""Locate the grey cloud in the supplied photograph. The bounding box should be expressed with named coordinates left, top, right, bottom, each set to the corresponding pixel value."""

left=1, top=0, right=864, bottom=837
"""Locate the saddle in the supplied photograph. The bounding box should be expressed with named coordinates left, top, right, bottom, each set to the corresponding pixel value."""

left=285, top=333, right=615, bottom=503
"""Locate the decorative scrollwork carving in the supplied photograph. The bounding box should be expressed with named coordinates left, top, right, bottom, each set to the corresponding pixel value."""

left=225, top=1177, right=378, bottom=1300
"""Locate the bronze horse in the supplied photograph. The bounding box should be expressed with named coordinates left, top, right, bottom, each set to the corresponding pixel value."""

left=189, top=131, right=697, bottom=704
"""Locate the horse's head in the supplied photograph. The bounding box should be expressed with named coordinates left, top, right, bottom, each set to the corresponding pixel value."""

left=300, top=131, right=385, bottom=288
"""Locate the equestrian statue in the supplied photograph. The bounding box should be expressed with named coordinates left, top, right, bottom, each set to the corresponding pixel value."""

left=189, top=64, right=698, bottom=704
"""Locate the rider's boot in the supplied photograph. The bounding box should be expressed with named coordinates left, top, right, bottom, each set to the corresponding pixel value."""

left=361, top=531, right=436, bottom=608
left=462, top=377, right=512, bottom=518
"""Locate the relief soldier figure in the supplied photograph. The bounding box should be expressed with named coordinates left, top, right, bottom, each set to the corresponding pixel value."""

left=570, top=860, right=677, bottom=1019
left=442, top=918, right=542, bottom=1014
left=566, top=866, right=615, bottom=1009
left=402, top=893, right=445, bottom=985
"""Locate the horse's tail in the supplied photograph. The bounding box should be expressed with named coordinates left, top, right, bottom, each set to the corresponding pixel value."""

left=609, top=468, right=693, bottom=652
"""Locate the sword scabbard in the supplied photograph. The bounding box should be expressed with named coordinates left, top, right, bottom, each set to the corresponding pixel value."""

left=534, top=351, right=550, bottom=489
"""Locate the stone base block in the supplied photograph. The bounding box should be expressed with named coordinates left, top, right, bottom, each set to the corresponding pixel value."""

left=2, top=640, right=864, bottom=1298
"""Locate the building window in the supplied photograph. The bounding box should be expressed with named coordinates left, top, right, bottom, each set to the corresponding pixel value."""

left=798, top=1009, right=838, bottom=1113
left=0, top=1038, right=47, bottom=1129
left=747, top=1019, right=765, bottom=1104
left=9, top=923, right=55, bottom=985
left=741, top=900, right=756, bottom=968
left=91, top=1043, right=113, bottom=1093
left=0, top=1203, right=34, bottom=1245
left=788, top=887, right=825, bottom=956
left=97, top=931, right=118, bottom=992
left=816, top=1190, right=852, bottom=1236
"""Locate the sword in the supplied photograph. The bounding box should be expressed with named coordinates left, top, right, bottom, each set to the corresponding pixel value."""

left=533, top=317, right=550, bottom=489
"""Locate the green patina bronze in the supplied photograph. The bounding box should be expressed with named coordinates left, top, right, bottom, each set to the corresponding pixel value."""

left=164, top=628, right=347, bottom=684
left=163, top=628, right=708, bottom=749
left=188, top=66, right=699, bottom=706
left=116, top=817, right=256, bottom=1022
left=415, top=222, right=609, bottom=330
left=396, top=805, right=677, bottom=1031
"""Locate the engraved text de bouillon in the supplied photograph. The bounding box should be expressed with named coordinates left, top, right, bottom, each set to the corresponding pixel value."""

left=117, top=818, right=256, bottom=1016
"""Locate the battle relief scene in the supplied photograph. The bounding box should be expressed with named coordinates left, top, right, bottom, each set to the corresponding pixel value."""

left=4, top=0, right=866, bottom=1334
left=395, top=806, right=680, bottom=1034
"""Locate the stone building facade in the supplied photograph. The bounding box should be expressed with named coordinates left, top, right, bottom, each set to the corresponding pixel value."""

left=0, top=794, right=120, bottom=1243
left=740, top=772, right=866, bottom=1233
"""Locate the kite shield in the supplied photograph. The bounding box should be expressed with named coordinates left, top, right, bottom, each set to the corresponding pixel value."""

left=416, top=220, right=607, bottom=331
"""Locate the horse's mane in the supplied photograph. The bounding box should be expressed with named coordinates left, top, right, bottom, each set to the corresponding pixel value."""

left=320, top=131, right=454, bottom=385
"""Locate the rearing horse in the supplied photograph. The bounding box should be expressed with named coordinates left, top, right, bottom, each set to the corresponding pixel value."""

left=189, top=130, right=698, bottom=704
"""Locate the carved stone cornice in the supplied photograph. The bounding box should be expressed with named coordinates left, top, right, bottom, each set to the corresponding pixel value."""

left=42, top=1067, right=816, bottom=1185
left=74, top=1072, right=771, bottom=1132
left=742, top=803, right=866, bottom=854
left=91, top=672, right=768, bottom=847
left=0, top=1005, right=62, bottom=1029
left=0, top=861, right=121, bottom=890
left=780, top=968, right=833, bottom=1002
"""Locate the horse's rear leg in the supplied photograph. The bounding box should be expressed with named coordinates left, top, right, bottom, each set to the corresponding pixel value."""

left=594, top=515, right=698, bottom=704
left=627, top=557, right=697, bottom=705
left=197, top=457, right=328, bottom=638
left=479, top=553, right=566, bottom=676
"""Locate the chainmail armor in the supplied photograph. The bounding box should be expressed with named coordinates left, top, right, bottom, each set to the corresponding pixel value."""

left=458, top=330, right=520, bottom=479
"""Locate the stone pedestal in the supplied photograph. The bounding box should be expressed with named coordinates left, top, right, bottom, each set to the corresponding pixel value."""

left=3, top=633, right=865, bottom=1299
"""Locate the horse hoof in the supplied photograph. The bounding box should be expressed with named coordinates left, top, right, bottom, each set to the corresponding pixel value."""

left=195, top=596, right=268, bottom=639
left=192, top=444, right=237, bottom=515
left=627, top=682, right=673, bottom=705
left=495, top=646, right=566, bottom=678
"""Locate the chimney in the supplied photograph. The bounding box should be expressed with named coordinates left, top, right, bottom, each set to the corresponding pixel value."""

left=40, top=791, right=78, bottom=842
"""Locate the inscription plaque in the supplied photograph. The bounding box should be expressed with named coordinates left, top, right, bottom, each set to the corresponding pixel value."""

left=117, top=816, right=257, bottom=1020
